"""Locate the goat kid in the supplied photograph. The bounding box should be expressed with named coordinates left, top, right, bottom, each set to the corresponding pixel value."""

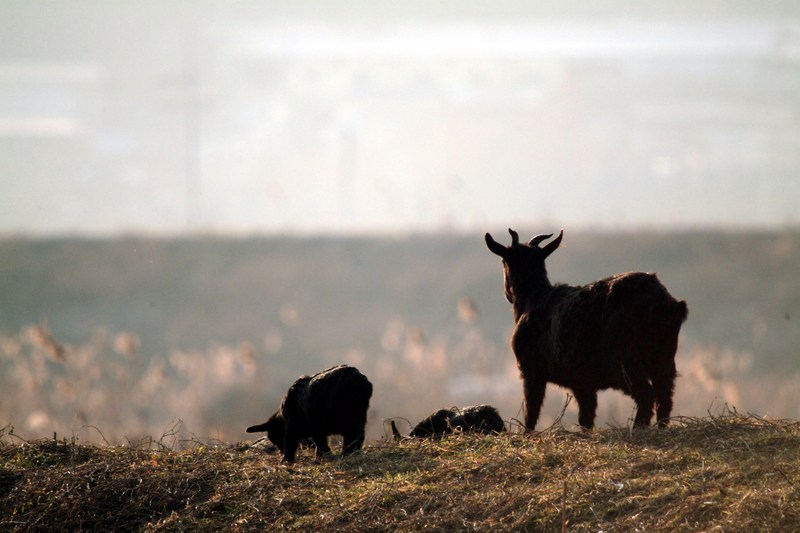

left=247, top=365, right=372, bottom=462
left=391, top=405, right=506, bottom=440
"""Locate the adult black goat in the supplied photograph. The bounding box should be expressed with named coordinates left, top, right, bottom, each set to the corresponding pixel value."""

left=485, top=229, right=688, bottom=430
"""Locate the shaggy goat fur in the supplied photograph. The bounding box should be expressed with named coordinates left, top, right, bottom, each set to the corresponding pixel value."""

left=246, top=365, right=372, bottom=462
left=391, top=405, right=506, bottom=439
left=486, top=229, right=688, bottom=430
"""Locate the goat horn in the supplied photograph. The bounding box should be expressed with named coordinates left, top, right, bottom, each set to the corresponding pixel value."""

left=528, top=233, right=553, bottom=248
left=508, top=228, right=519, bottom=246
left=541, top=229, right=564, bottom=258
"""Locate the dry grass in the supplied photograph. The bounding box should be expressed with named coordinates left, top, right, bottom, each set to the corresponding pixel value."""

left=2, top=412, right=799, bottom=532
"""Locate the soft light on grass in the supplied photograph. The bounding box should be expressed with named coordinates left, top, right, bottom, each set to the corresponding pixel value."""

left=2, top=413, right=799, bottom=531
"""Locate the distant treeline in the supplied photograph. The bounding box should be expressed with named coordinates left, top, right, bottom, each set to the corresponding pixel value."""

left=1, top=230, right=798, bottom=374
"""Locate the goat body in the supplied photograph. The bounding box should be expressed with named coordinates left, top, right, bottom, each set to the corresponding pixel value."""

left=486, top=229, right=688, bottom=430
left=392, top=405, right=506, bottom=439
left=246, top=364, right=373, bottom=462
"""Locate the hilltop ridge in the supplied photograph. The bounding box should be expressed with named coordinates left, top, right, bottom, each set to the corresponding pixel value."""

left=2, top=413, right=798, bottom=531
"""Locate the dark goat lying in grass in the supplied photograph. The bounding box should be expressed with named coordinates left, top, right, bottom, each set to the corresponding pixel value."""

left=391, top=405, right=506, bottom=439
left=246, top=365, right=372, bottom=462
left=485, top=229, right=688, bottom=430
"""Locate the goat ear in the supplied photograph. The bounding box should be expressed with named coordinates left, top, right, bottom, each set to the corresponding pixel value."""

left=485, top=233, right=507, bottom=257
left=541, top=229, right=564, bottom=258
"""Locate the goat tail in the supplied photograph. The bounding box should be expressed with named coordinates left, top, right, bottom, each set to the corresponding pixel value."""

left=674, top=299, right=689, bottom=324
left=646, top=298, right=688, bottom=349
left=658, top=298, right=688, bottom=328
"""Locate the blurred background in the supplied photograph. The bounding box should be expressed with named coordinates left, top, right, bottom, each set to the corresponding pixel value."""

left=1, top=1, right=799, bottom=445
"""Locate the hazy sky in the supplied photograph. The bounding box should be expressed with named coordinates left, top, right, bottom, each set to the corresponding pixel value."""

left=2, top=1, right=799, bottom=235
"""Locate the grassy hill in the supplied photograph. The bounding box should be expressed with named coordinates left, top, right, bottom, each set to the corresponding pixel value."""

left=2, top=413, right=798, bottom=531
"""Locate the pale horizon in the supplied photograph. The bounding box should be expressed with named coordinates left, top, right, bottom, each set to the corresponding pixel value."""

left=2, top=2, right=799, bottom=237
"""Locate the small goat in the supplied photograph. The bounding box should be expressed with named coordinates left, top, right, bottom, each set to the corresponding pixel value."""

left=391, top=405, right=506, bottom=439
left=246, top=365, right=372, bottom=462
left=485, top=229, right=688, bottom=430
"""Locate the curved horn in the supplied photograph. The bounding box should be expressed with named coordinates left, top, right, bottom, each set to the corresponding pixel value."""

left=541, top=229, right=564, bottom=258
left=528, top=233, right=553, bottom=248
left=508, top=228, right=519, bottom=246
left=485, top=233, right=507, bottom=257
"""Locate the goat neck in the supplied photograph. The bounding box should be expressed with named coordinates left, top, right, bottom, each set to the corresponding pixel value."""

left=507, top=266, right=553, bottom=322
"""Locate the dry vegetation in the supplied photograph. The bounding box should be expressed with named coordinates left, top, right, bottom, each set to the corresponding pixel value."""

left=2, top=412, right=799, bottom=532
left=2, top=321, right=800, bottom=446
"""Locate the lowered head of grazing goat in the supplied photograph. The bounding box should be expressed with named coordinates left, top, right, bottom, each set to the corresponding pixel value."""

left=485, top=229, right=688, bottom=431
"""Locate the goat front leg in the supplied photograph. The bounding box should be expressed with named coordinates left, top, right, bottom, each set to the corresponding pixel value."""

left=523, top=375, right=547, bottom=431
left=573, top=388, right=598, bottom=430
left=282, top=428, right=301, bottom=463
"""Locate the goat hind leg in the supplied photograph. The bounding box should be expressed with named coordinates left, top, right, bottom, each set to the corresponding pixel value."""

left=652, top=359, right=677, bottom=428
left=341, top=428, right=365, bottom=456
left=621, top=364, right=655, bottom=428
left=631, top=382, right=655, bottom=428
left=313, top=434, right=332, bottom=459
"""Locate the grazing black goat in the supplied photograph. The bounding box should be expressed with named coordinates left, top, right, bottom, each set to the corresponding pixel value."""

left=485, top=229, right=688, bottom=430
left=391, top=405, right=506, bottom=439
left=246, top=365, right=372, bottom=462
